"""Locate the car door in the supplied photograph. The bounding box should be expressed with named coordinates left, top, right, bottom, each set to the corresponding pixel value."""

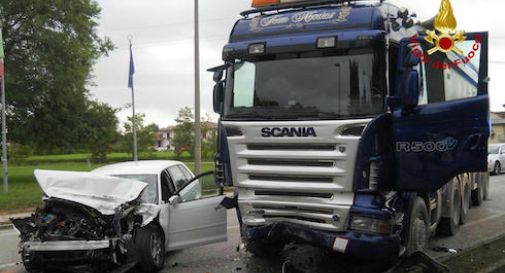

left=392, top=32, right=489, bottom=192
left=166, top=165, right=226, bottom=251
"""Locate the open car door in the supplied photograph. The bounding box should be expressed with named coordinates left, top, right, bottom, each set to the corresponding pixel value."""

left=392, top=32, right=489, bottom=192
left=166, top=171, right=227, bottom=251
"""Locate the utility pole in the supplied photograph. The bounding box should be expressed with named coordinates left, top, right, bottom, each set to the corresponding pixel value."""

left=0, top=27, right=7, bottom=193
left=194, top=0, right=202, bottom=174
left=128, top=37, right=138, bottom=161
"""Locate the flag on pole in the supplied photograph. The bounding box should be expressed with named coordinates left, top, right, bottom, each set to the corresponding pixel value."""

left=128, top=43, right=135, bottom=88
left=0, top=30, right=4, bottom=79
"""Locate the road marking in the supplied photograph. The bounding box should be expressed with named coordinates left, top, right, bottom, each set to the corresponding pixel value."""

left=464, top=211, right=505, bottom=229
left=227, top=225, right=240, bottom=230
left=0, top=262, right=20, bottom=269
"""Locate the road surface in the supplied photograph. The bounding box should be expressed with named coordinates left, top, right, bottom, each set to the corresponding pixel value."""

left=1, top=175, right=505, bottom=273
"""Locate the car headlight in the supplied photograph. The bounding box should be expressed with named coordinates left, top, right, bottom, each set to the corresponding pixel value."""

left=349, top=215, right=394, bottom=235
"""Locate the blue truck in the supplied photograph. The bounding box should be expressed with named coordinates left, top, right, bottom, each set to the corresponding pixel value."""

left=210, top=0, right=490, bottom=260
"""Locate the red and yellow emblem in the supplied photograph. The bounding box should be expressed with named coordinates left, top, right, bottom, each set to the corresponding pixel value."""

left=424, top=0, right=465, bottom=55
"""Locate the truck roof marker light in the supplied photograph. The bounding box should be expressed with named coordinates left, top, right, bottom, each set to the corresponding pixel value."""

left=317, top=37, right=336, bottom=48
left=249, top=43, right=266, bottom=54
left=252, top=0, right=279, bottom=8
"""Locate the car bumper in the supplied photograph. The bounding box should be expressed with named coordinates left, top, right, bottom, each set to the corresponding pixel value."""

left=21, top=240, right=117, bottom=265
left=242, top=222, right=401, bottom=260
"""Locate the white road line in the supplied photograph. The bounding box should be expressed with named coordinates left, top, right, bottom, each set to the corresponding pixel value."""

left=464, top=211, right=505, bottom=229
left=0, top=262, right=20, bottom=269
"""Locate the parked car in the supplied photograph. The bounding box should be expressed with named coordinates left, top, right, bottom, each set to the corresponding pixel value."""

left=488, top=144, right=505, bottom=175
left=12, top=161, right=227, bottom=273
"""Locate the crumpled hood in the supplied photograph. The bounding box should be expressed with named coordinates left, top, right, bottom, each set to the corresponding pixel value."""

left=34, top=170, right=148, bottom=215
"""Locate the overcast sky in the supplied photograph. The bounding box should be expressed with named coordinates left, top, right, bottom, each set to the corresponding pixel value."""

left=90, top=0, right=505, bottom=128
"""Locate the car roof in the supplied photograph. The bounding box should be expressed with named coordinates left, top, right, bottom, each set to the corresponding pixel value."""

left=92, top=160, right=184, bottom=176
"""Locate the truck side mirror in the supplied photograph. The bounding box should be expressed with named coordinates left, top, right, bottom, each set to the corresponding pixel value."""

left=213, top=82, right=224, bottom=114
left=213, top=70, right=224, bottom=82
left=401, top=69, right=420, bottom=113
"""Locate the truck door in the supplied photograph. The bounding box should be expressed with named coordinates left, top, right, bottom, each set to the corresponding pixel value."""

left=392, top=32, right=489, bottom=192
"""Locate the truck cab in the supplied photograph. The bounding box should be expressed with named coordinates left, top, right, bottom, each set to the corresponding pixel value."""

left=211, top=0, right=489, bottom=260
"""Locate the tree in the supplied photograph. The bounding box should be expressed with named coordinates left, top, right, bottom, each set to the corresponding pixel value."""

left=80, top=101, right=119, bottom=162
left=201, top=114, right=217, bottom=160
left=172, top=107, right=194, bottom=159
left=120, top=113, right=157, bottom=155
left=0, top=0, right=114, bottom=153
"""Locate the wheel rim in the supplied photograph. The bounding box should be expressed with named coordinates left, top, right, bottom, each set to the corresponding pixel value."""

left=150, top=232, right=163, bottom=265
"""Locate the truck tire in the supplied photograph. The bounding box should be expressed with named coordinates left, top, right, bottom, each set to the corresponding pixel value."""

left=135, top=225, right=165, bottom=273
left=245, top=239, right=284, bottom=258
left=460, top=180, right=471, bottom=224
left=437, top=186, right=461, bottom=236
left=471, top=184, right=484, bottom=206
left=483, top=173, right=490, bottom=200
left=406, top=197, right=429, bottom=255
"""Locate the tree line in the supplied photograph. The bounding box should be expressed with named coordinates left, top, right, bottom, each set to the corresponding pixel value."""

left=0, top=1, right=216, bottom=163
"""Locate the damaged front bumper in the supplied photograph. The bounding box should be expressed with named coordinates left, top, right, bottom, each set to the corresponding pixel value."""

left=21, top=239, right=113, bottom=251
left=242, top=222, right=401, bottom=260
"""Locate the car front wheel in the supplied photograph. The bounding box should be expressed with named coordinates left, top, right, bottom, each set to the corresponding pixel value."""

left=136, top=225, right=165, bottom=273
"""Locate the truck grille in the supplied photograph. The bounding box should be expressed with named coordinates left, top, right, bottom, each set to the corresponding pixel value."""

left=223, top=120, right=369, bottom=231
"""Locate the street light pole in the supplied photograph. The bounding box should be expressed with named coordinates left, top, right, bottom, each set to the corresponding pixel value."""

left=1, top=60, right=7, bottom=193
left=128, top=37, right=138, bottom=162
left=194, top=0, right=202, bottom=174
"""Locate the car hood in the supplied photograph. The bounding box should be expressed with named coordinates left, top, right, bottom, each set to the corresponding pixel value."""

left=488, top=154, right=499, bottom=161
left=34, top=169, right=148, bottom=215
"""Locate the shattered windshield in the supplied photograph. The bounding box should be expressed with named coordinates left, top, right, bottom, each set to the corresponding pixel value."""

left=113, top=174, right=158, bottom=204
left=224, top=51, right=384, bottom=120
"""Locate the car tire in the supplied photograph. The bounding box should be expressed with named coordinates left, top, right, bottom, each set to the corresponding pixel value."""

left=406, top=197, right=429, bottom=255
left=136, top=225, right=165, bottom=273
left=245, top=239, right=284, bottom=258
left=460, top=181, right=471, bottom=224
left=437, top=186, right=461, bottom=236
left=493, top=162, right=501, bottom=175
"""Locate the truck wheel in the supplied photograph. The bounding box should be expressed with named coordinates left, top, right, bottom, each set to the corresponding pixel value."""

left=245, top=239, right=283, bottom=258
left=493, top=162, right=501, bottom=175
left=483, top=173, right=490, bottom=200
left=471, top=185, right=484, bottom=206
left=437, top=187, right=461, bottom=236
left=406, top=197, right=429, bottom=255
left=460, top=181, right=471, bottom=224
left=136, top=225, right=165, bottom=273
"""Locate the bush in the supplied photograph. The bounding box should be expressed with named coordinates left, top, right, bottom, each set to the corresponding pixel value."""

left=9, top=143, right=32, bottom=164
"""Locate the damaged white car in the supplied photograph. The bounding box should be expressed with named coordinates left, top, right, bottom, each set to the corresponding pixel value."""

left=12, top=161, right=227, bottom=273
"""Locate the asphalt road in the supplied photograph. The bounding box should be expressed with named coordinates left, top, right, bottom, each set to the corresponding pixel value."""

left=2, top=174, right=505, bottom=273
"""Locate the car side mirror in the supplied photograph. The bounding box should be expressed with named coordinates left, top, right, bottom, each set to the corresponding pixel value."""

left=169, top=195, right=181, bottom=205
left=213, top=82, right=224, bottom=114
left=401, top=69, right=420, bottom=113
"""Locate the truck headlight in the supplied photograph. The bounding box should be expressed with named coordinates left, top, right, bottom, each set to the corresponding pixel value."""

left=349, top=215, right=393, bottom=235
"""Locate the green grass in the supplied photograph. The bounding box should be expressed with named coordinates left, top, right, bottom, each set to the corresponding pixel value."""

left=25, top=151, right=193, bottom=164
left=0, top=161, right=216, bottom=213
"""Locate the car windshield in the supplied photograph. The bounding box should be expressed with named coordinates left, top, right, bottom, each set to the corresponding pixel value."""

left=113, top=174, right=158, bottom=204
left=488, top=146, right=500, bottom=155
left=224, top=51, right=384, bottom=120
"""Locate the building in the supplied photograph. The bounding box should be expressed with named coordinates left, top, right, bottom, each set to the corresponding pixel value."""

left=154, top=122, right=218, bottom=151
left=490, top=112, right=505, bottom=144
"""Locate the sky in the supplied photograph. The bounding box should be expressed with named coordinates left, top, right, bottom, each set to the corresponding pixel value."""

left=90, top=0, right=505, bottom=128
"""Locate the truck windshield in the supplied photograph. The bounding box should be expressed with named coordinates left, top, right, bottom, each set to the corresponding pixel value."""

left=224, top=52, right=384, bottom=120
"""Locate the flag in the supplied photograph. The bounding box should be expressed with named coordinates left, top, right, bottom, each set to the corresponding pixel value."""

left=128, top=44, right=135, bottom=88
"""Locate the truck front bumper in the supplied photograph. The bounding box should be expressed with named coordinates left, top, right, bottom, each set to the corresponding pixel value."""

left=242, top=222, right=401, bottom=260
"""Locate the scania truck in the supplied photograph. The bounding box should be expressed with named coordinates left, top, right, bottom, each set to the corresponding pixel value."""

left=210, top=0, right=490, bottom=260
